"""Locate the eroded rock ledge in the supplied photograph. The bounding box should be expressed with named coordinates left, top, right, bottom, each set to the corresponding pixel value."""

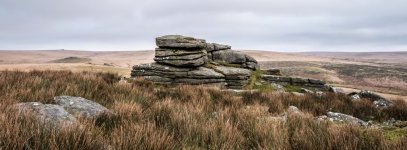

left=131, top=35, right=258, bottom=89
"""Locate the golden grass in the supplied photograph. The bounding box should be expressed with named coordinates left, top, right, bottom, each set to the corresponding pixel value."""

left=0, top=70, right=406, bottom=149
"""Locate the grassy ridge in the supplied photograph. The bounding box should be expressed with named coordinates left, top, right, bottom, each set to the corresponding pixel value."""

left=0, top=70, right=406, bottom=149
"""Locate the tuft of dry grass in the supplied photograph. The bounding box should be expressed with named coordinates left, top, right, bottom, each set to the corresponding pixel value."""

left=0, top=70, right=406, bottom=149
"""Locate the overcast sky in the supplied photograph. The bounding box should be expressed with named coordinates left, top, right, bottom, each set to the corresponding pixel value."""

left=1, top=0, right=407, bottom=51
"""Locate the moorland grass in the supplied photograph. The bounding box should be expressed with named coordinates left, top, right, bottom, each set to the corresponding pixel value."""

left=0, top=70, right=406, bottom=149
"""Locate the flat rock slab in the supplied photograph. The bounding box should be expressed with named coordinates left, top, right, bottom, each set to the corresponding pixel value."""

left=54, top=96, right=112, bottom=119
left=154, top=56, right=208, bottom=67
left=133, top=63, right=192, bottom=72
left=187, top=67, right=225, bottom=79
left=215, top=66, right=252, bottom=76
left=156, top=35, right=206, bottom=49
left=15, top=102, right=77, bottom=128
left=155, top=48, right=205, bottom=57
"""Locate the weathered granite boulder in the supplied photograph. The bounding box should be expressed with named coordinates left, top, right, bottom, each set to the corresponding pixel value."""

left=154, top=53, right=208, bottom=67
left=155, top=48, right=206, bottom=57
left=156, top=35, right=206, bottom=49
left=132, top=63, right=226, bottom=85
left=15, top=102, right=77, bottom=128
left=211, top=49, right=259, bottom=70
left=205, top=43, right=231, bottom=52
left=131, top=35, right=260, bottom=89
left=54, top=96, right=113, bottom=119
left=212, top=50, right=246, bottom=63
left=261, top=75, right=330, bottom=91
left=215, top=66, right=251, bottom=89
left=154, top=35, right=209, bottom=67
left=325, top=112, right=368, bottom=126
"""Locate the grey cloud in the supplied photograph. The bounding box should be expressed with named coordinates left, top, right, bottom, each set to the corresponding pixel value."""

left=0, top=0, right=406, bottom=51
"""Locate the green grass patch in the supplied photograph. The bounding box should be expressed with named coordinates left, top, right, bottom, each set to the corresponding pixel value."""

left=244, top=70, right=274, bottom=92
left=383, top=127, right=407, bottom=141
left=283, top=85, right=302, bottom=93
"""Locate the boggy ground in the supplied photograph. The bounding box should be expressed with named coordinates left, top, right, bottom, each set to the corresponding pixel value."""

left=0, top=70, right=406, bottom=149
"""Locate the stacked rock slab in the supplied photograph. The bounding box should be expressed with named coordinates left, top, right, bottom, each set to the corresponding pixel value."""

left=131, top=35, right=258, bottom=89
left=261, top=75, right=331, bottom=91
left=205, top=43, right=259, bottom=70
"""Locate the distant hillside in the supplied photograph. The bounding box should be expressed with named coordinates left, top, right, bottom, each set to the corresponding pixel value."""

left=50, top=57, right=91, bottom=63
left=300, top=51, right=407, bottom=64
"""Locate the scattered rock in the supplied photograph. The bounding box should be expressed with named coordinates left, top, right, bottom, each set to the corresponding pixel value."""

left=261, top=75, right=330, bottom=92
left=329, top=87, right=345, bottom=94
left=287, top=106, right=302, bottom=115
left=359, top=90, right=392, bottom=108
left=350, top=93, right=361, bottom=101
left=325, top=112, right=368, bottom=126
left=291, top=92, right=305, bottom=96
left=315, top=91, right=324, bottom=97
left=15, top=102, right=77, bottom=128
left=349, top=90, right=392, bottom=108
left=300, top=88, right=314, bottom=94
left=54, top=96, right=113, bottom=119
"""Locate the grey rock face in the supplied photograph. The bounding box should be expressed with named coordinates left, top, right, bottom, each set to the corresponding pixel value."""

left=215, top=66, right=252, bottom=76
left=326, top=112, right=368, bottom=126
left=155, top=48, right=205, bottom=57
left=154, top=36, right=210, bottom=67
left=205, top=43, right=231, bottom=52
left=212, top=50, right=247, bottom=64
left=187, top=67, right=225, bottom=79
left=154, top=55, right=208, bottom=67
left=54, top=96, right=113, bottom=119
left=215, top=66, right=251, bottom=89
left=213, top=43, right=231, bottom=51
left=132, top=64, right=227, bottom=85
left=156, top=35, right=206, bottom=49
left=15, top=102, right=77, bottom=128
left=210, top=49, right=259, bottom=70
left=131, top=35, right=260, bottom=89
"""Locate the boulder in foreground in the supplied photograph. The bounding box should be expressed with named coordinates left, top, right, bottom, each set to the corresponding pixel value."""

left=15, top=102, right=77, bottom=128
left=54, top=96, right=113, bottom=119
